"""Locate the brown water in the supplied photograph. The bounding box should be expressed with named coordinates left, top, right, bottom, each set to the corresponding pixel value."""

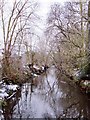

left=2, top=66, right=90, bottom=119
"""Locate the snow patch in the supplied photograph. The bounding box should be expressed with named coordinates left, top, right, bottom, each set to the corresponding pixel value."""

left=83, top=81, right=90, bottom=86
left=33, top=65, right=40, bottom=70
left=0, top=92, right=9, bottom=98
left=33, top=74, right=38, bottom=77
left=0, top=81, right=3, bottom=84
left=0, top=84, right=19, bottom=99
left=41, top=66, right=44, bottom=70
left=5, top=85, right=18, bottom=91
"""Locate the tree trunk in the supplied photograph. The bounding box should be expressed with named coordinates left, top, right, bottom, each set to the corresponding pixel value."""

left=88, top=1, right=90, bottom=54
left=2, top=51, right=11, bottom=77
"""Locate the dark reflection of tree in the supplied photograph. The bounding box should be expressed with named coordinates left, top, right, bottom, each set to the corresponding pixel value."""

left=14, top=82, right=33, bottom=119
left=36, top=68, right=89, bottom=119
left=55, top=71, right=89, bottom=119
left=43, top=68, right=89, bottom=119
left=17, top=102, right=22, bottom=119
left=43, top=71, right=62, bottom=118
left=2, top=88, right=21, bottom=120
left=16, top=82, right=33, bottom=119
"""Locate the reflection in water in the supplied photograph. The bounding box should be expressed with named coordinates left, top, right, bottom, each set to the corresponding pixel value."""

left=2, top=66, right=90, bottom=119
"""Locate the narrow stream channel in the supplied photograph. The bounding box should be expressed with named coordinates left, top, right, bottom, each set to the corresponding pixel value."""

left=1, top=66, right=90, bottom=119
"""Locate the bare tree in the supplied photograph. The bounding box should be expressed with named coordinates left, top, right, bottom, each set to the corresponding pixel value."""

left=46, top=1, right=88, bottom=76
left=0, top=0, right=38, bottom=79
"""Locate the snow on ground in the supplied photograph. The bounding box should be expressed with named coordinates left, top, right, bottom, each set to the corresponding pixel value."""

left=5, top=85, right=18, bottom=91
left=0, top=87, right=6, bottom=93
left=0, top=84, right=19, bottom=119
left=0, top=84, right=19, bottom=99
left=83, top=81, right=90, bottom=86
left=0, top=92, right=9, bottom=98
left=0, top=87, right=8, bottom=99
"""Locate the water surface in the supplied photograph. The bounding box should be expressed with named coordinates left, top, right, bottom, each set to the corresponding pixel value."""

left=2, top=66, right=90, bottom=119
